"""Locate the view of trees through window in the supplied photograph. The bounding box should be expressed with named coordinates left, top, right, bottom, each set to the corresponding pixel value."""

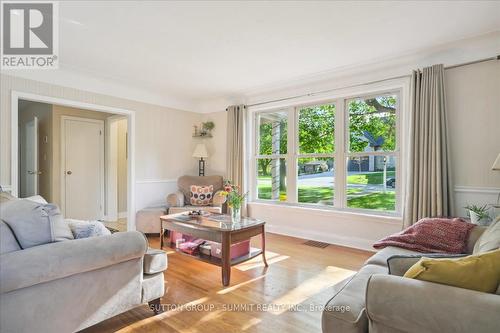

left=255, top=93, right=398, bottom=212
left=347, top=95, right=397, bottom=211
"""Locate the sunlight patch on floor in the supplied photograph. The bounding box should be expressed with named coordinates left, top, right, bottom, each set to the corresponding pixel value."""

left=236, top=251, right=289, bottom=271
left=217, top=275, right=267, bottom=295
left=268, top=266, right=355, bottom=315
left=241, top=317, right=262, bottom=331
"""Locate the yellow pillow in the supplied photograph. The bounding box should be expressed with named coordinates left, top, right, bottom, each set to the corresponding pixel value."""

left=404, top=249, right=500, bottom=293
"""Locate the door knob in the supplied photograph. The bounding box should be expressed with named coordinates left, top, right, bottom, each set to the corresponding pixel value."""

left=66, top=171, right=72, bottom=175
left=28, top=170, right=42, bottom=175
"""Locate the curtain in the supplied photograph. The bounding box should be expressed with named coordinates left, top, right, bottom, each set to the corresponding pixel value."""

left=404, top=64, right=453, bottom=227
left=226, top=104, right=247, bottom=214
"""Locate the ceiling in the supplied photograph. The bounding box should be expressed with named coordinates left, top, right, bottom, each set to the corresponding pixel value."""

left=37, top=1, right=500, bottom=109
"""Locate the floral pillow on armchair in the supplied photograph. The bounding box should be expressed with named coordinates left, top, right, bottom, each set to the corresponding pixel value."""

left=190, top=185, right=213, bottom=206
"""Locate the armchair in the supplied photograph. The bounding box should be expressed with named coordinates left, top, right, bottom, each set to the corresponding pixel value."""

left=167, top=175, right=226, bottom=214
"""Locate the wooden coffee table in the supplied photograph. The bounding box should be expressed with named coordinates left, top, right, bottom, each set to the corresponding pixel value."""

left=160, top=212, right=268, bottom=286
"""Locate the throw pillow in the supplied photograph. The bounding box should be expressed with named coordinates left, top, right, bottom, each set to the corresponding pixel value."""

left=404, top=249, right=500, bottom=293
left=373, top=217, right=475, bottom=253
left=473, top=216, right=500, bottom=254
left=66, top=219, right=112, bottom=239
left=387, top=253, right=467, bottom=276
left=190, top=185, right=213, bottom=206
left=0, top=199, right=74, bottom=249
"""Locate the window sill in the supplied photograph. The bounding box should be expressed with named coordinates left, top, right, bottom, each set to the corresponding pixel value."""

left=248, top=200, right=403, bottom=225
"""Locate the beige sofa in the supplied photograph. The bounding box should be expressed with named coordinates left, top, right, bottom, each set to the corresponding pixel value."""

left=0, top=224, right=167, bottom=333
left=322, top=223, right=500, bottom=333
left=167, top=175, right=226, bottom=214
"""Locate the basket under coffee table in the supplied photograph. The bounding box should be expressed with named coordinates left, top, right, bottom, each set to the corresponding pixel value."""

left=160, top=212, right=268, bottom=286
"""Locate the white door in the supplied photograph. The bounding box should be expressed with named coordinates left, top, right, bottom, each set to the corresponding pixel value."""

left=62, top=117, right=104, bottom=220
left=21, top=116, right=39, bottom=197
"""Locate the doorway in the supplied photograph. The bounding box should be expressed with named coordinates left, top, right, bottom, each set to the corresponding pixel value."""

left=13, top=93, right=135, bottom=231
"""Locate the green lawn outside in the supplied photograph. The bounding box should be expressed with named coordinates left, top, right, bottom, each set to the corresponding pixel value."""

left=347, top=171, right=395, bottom=185
left=347, top=192, right=395, bottom=211
left=257, top=185, right=394, bottom=210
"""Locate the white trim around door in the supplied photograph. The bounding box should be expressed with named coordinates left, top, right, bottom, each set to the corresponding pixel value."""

left=10, top=91, right=137, bottom=231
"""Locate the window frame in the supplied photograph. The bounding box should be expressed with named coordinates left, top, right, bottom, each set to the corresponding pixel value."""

left=250, top=88, right=402, bottom=217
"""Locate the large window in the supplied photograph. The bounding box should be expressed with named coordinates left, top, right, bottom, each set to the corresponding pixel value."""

left=256, top=110, right=287, bottom=201
left=297, top=104, right=335, bottom=205
left=253, top=91, right=400, bottom=214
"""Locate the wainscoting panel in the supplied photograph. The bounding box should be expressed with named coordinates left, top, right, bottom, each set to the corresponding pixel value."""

left=135, top=179, right=178, bottom=211
left=454, top=186, right=500, bottom=218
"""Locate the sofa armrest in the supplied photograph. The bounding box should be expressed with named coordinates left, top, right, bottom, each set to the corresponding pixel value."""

left=366, top=274, right=500, bottom=333
left=212, top=190, right=227, bottom=206
left=166, top=190, right=184, bottom=207
left=0, top=231, right=147, bottom=294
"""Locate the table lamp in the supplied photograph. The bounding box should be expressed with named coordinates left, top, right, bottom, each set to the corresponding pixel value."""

left=193, top=143, right=208, bottom=176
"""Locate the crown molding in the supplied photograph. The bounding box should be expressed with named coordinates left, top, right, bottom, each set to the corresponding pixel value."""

left=241, top=31, right=500, bottom=106
left=1, top=66, right=198, bottom=113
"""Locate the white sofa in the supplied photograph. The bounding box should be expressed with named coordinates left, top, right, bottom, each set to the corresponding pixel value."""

left=0, top=196, right=167, bottom=333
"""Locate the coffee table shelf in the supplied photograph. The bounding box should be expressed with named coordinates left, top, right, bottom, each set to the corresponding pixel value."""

left=172, top=246, right=263, bottom=267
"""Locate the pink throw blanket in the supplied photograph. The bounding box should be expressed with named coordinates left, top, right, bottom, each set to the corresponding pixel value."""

left=373, top=217, right=475, bottom=253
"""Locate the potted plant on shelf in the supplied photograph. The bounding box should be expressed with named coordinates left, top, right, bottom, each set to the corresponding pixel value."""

left=221, top=180, right=246, bottom=223
left=201, top=121, right=215, bottom=136
left=464, top=204, right=492, bottom=226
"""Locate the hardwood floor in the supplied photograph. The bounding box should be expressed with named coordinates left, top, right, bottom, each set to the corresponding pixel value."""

left=82, top=233, right=373, bottom=333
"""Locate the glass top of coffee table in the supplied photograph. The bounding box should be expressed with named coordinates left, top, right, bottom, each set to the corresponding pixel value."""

left=160, top=212, right=265, bottom=231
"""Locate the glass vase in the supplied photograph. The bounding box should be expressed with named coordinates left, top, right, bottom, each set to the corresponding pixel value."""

left=230, top=206, right=241, bottom=223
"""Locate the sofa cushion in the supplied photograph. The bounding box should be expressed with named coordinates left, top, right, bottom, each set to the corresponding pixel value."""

left=404, top=249, right=500, bottom=293
left=144, top=248, right=168, bottom=274
left=365, top=246, right=420, bottom=267
left=473, top=217, right=500, bottom=254
left=24, top=195, right=48, bottom=204
left=0, top=221, right=21, bottom=254
left=322, top=264, right=387, bottom=333
left=0, top=199, right=73, bottom=249
left=466, top=225, right=487, bottom=254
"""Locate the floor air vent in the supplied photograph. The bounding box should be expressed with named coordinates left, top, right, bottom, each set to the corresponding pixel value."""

left=303, top=240, right=329, bottom=248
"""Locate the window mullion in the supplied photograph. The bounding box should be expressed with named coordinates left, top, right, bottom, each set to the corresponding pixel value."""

left=287, top=107, right=297, bottom=203
left=335, top=98, right=346, bottom=208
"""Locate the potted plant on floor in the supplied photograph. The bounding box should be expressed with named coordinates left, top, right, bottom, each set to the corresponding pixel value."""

left=464, top=204, right=492, bottom=226
left=221, top=180, right=246, bottom=223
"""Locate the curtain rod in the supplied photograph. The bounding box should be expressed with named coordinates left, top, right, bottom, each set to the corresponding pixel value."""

left=246, top=55, right=499, bottom=108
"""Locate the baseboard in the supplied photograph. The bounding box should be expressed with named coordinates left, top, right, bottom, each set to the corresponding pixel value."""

left=266, top=224, right=376, bottom=252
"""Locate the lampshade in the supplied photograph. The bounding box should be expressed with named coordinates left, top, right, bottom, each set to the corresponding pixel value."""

left=492, top=153, right=500, bottom=170
left=192, top=143, right=208, bottom=158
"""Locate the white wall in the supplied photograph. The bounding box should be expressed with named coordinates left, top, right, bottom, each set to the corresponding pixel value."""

left=446, top=60, right=500, bottom=217
left=201, top=111, right=227, bottom=176
left=1, top=74, right=202, bottom=217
